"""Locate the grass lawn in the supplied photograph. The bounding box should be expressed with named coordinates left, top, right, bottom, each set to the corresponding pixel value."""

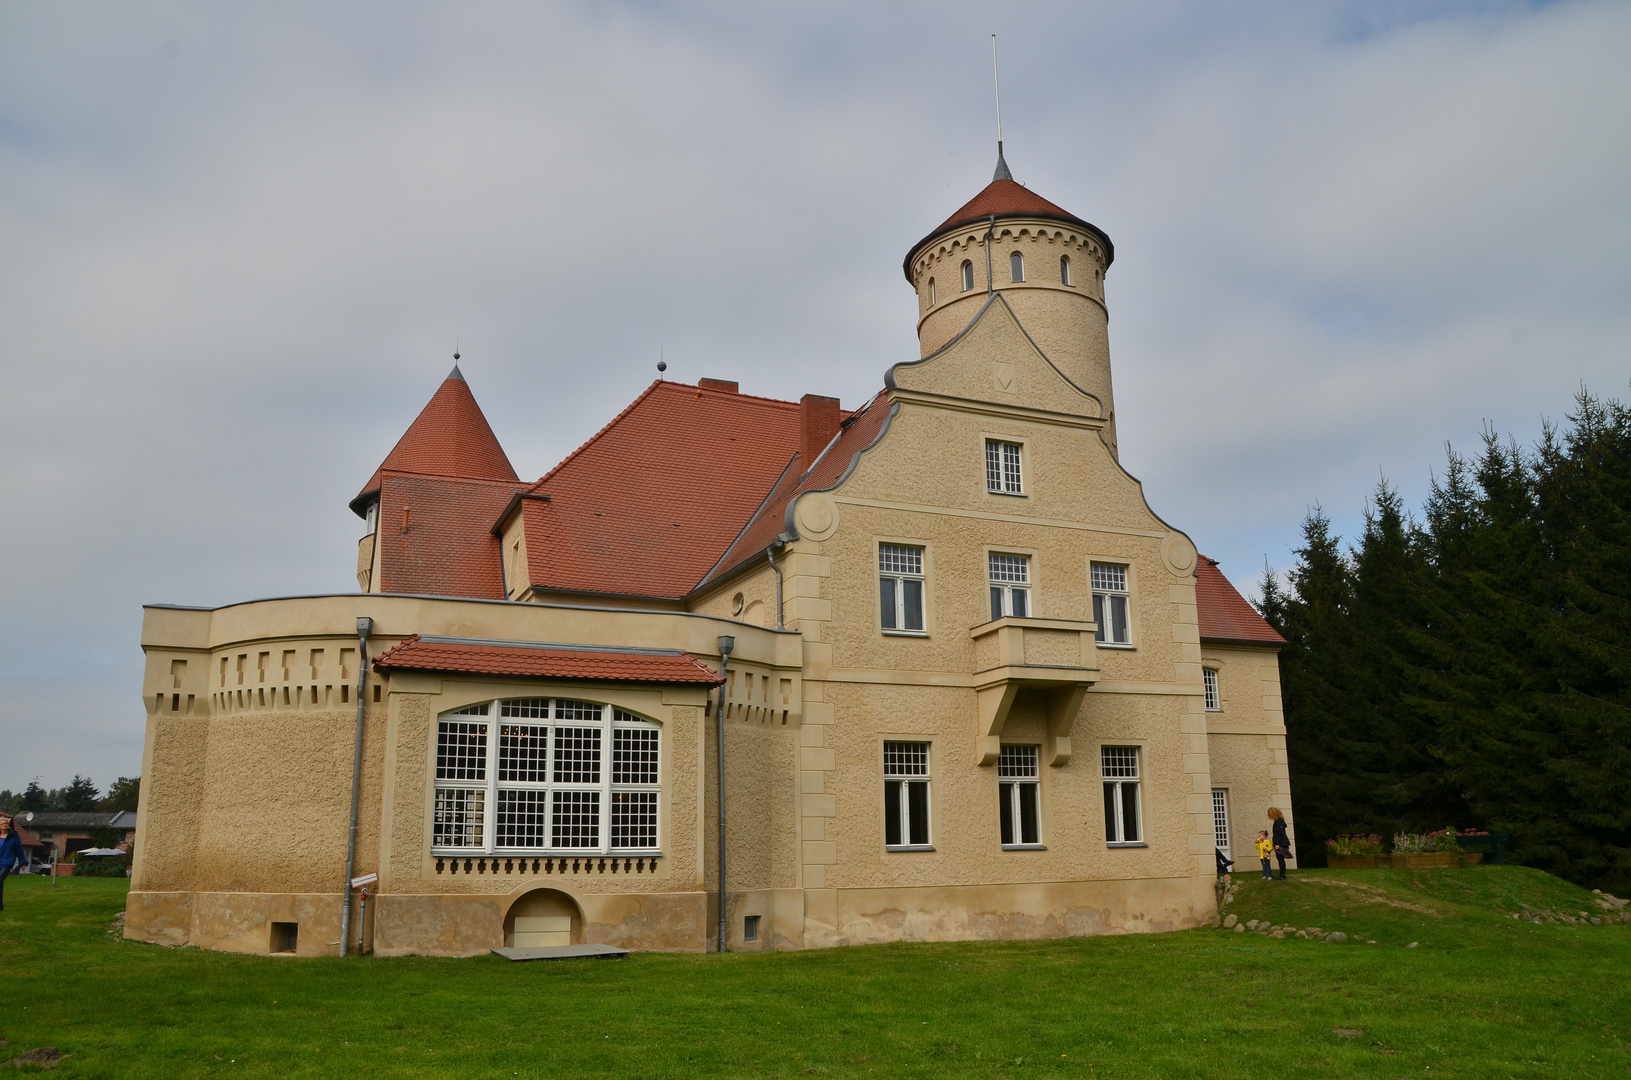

left=0, top=868, right=1626, bottom=1078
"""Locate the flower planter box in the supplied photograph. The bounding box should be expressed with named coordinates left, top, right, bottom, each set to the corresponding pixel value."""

left=1395, top=852, right=1461, bottom=869
left=1328, top=854, right=1388, bottom=869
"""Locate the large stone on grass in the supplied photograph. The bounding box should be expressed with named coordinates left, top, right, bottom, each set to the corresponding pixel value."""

left=1326, top=931, right=1348, bottom=943
left=1222, top=914, right=1238, bottom=929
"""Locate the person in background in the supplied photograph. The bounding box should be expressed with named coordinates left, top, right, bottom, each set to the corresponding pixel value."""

left=1268, top=807, right=1291, bottom=880
left=0, top=815, right=23, bottom=911
left=1254, top=829, right=1274, bottom=880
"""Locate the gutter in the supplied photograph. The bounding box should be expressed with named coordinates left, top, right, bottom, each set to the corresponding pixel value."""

left=340, top=616, right=372, bottom=956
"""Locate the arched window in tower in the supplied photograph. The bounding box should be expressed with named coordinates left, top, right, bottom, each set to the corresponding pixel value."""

left=1060, top=255, right=1072, bottom=286
left=961, top=260, right=974, bottom=292
left=928, top=278, right=936, bottom=305
left=1009, top=252, right=1024, bottom=283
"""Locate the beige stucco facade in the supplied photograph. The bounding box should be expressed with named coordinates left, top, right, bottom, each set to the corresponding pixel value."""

left=129, top=180, right=1293, bottom=957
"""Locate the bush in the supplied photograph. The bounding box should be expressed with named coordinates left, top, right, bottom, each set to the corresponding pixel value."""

left=74, top=857, right=129, bottom=878
left=1326, top=833, right=1384, bottom=856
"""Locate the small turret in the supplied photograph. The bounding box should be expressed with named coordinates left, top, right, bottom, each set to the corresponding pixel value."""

left=903, top=149, right=1120, bottom=454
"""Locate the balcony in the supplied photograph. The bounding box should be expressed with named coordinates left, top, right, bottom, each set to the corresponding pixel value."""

left=970, top=616, right=1099, bottom=767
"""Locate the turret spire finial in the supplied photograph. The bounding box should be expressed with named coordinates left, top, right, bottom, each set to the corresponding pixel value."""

left=991, top=35, right=1011, bottom=182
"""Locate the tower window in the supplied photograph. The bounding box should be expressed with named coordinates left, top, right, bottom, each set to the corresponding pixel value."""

left=1009, top=252, right=1024, bottom=283
left=961, top=260, right=974, bottom=292
left=1060, top=255, right=1072, bottom=286
left=928, top=278, right=936, bottom=305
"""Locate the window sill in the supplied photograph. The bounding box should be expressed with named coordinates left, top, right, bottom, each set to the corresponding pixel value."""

left=881, top=630, right=929, bottom=638
left=985, top=490, right=1028, bottom=498
left=1095, top=642, right=1136, bottom=650
left=1106, top=842, right=1148, bottom=849
left=885, top=845, right=936, bottom=853
left=1205, top=708, right=1223, bottom=714
left=432, top=850, right=664, bottom=858
left=1001, top=844, right=1047, bottom=851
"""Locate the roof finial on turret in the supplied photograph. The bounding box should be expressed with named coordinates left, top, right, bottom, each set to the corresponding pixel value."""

left=449, top=341, right=464, bottom=382
left=991, top=35, right=1011, bottom=182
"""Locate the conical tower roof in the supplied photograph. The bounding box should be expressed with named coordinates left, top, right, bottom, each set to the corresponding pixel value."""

left=903, top=148, right=1113, bottom=282
left=350, top=365, right=518, bottom=515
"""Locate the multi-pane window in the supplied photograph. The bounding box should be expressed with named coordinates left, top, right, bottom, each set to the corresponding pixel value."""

left=998, top=744, right=1041, bottom=847
left=879, top=544, right=926, bottom=634
left=1203, top=668, right=1221, bottom=711
left=1212, top=788, right=1231, bottom=857
left=986, top=440, right=1023, bottom=495
left=1009, top=251, right=1025, bottom=282
left=961, top=260, right=975, bottom=292
left=989, top=553, right=1030, bottom=620
left=883, top=741, right=930, bottom=848
left=1060, top=255, right=1072, bottom=286
left=1102, top=746, right=1142, bottom=844
left=1091, top=562, right=1131, bottom=645
left=432, top=700, right=661, bottom=854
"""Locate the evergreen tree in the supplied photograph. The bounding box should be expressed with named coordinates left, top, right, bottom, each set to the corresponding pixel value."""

left=61, top=775, right=99, bottom=812
left=20, top=780, right=48, bottom=811
left=97, top=776, right=140, bottom=813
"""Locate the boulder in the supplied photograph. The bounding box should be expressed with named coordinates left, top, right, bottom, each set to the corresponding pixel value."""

left=1327, top=931, right=1348, bottom=943
left=1223, top=914, right=1238, bottom=929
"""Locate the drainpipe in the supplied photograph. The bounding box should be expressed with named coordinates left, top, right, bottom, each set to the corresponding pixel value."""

left=715, top=634, right=735, bottom=953
left=340, top=616, right=372, bottom=957
left=767, top=546, right=785, bottom=631
left=985, top=214, right=996, bottom=294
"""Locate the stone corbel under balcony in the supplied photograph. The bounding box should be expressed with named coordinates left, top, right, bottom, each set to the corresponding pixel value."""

left=970, top=616, right=1099, bottom=767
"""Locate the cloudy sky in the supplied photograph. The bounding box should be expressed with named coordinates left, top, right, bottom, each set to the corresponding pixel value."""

left=3, top=1, right=1628, bottom=792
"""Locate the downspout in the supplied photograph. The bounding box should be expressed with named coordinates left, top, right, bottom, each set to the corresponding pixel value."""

left=768, top=546, right=784, bottom=630
left=714, top=634, right=735, bottom=953
left=985, top=214, right=996, bottom=294
left=340, top=615, right=372, bottom=957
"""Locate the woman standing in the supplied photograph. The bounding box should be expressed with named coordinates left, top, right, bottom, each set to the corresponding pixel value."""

left=0, top=815, right=23, bottom=911
left=1267, top=807, right=1291, bottom=881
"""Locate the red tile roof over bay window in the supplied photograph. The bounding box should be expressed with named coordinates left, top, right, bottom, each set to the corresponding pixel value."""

left=1195, top=556, right=1285, bottom=646
left=373, top=635, right=723, bottom=685
left=509, top=380, right=827, bottom=600
left=352, top=366, right=519, bottom=514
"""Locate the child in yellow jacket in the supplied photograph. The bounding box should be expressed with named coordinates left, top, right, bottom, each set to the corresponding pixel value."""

left=1255, top=831, right=1274, bottom=879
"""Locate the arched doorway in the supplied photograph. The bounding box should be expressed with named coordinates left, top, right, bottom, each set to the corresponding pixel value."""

left=504, top=888, right=582, bottom=948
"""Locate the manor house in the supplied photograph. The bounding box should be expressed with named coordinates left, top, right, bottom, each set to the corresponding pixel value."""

left=128, top=149, right=1295, bottom=956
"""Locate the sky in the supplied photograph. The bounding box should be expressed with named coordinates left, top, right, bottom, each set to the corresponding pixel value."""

left=2, top=1, right=1628, bottom=792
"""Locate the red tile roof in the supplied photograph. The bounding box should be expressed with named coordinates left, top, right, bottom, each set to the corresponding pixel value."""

left=1195, top=556, right=1285, bottom=646
left=699, top=390, right=895, bottom=588
left=376, top=472, right=527, bottom=599
left=373, top=635, right=723, bottom=684
left=512, top=381, right=821, bottom=599
left=904, top=178, right=1113, bottom=283
left=353, top=368, right=518, bottom=513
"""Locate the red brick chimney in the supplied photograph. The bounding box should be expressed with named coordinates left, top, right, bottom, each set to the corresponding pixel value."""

left=698, top=378, right=739, bottom=393
left=800, top=394, right=842, bottom=475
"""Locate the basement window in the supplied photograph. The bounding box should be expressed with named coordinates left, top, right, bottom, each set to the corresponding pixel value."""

left=744, top=915, right=761, bottom=942
left=270, top=922, right=298, bottom=954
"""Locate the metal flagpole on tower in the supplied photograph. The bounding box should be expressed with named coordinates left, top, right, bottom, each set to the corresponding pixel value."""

left=992, top=34, right=1002, bottom=148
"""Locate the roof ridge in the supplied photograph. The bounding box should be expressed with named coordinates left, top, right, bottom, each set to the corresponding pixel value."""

left=377, top=470, right=529, bottom=489
left=529, top=379, right=666, bottom=492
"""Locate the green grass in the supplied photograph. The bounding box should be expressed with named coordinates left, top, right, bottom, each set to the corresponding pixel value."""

left=0, top=868, right=1627, bottom=1078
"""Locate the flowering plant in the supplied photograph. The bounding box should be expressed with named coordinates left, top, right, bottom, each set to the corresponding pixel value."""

left=1326, top=834, right=1384, bottom=856
left=1392, top=828, right=1463, bottom=853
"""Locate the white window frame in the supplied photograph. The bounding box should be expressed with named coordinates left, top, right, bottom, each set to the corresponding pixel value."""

left=928, top=278, right=936, bottom=306
left=1203, top=668, right=1221, bottom=711
left=960, top=259, right=975, bottom=292
left=1009, top=251, right=1024, bottom=283
left=988, top=552, right=1031, bottom=620
left=985, top=439, right=1023, bottom=495
left=363, top=500, right=379, bottom=536
left=883, top=741, right=932, bottom=850
left=430, top=699, right=661, bottom=856
left=878, top=543, right=927, bottom=636
left=998, top=744, right=1042, bottom=848
left=1212, top=788, right=1231, bottom=857
left=1102, top=745, right=1144, bottom=846
left=1059, top=254, right=1072, bottom=287
left=1091, top=562, right=1133, bottom=647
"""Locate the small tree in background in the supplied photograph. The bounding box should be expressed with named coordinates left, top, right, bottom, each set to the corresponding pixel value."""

left=20, top=780, right=48, bottom=811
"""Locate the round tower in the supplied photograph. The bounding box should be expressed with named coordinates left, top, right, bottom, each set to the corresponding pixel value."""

left=903, top=147, right=1119, bottom=453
